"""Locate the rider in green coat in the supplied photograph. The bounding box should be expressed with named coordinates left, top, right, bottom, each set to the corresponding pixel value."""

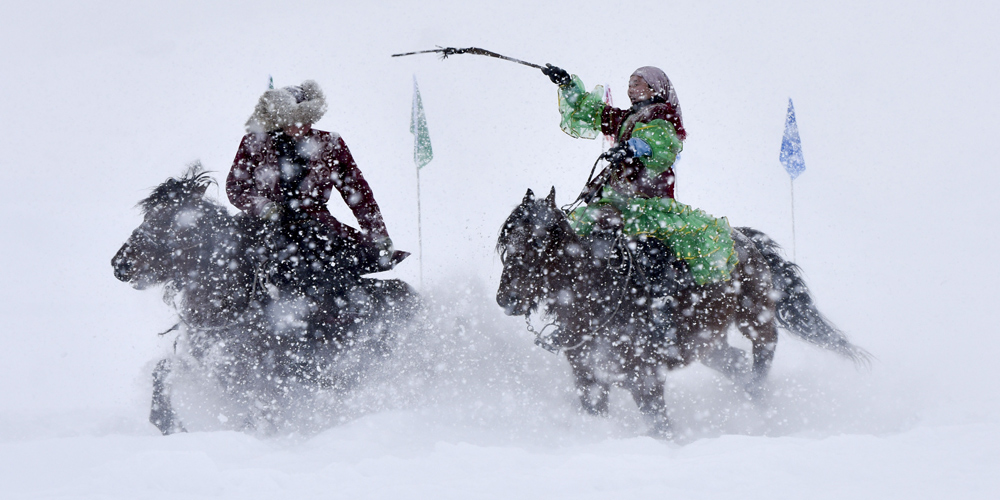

left=541, top=65, right=737, bottom=287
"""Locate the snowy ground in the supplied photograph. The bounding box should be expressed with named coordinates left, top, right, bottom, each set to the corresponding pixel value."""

left=2, top=1, right=999, bottom=498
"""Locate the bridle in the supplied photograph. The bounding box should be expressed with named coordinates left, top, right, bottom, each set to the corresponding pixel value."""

left=524, top=312, right=584, bottom=353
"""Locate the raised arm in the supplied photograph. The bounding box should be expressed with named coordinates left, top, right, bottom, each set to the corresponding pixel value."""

left=543, top=65, right=627, bottom=140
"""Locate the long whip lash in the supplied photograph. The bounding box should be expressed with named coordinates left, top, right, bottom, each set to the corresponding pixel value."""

left=392, top=46, right=544, bottom=70
left=395, top=46, right=612, bottom=212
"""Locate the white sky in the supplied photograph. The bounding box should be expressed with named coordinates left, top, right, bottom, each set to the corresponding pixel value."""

left=0, top=0, right=997, bottom=428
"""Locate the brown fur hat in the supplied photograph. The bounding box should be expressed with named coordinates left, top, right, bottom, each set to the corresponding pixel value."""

left=245, top=80, right=327, bottom=133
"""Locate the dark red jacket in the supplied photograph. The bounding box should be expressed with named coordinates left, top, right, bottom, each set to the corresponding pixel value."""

left=227, top=130, right=389, bottom=242
left=598, top=100, right=685, bottom=199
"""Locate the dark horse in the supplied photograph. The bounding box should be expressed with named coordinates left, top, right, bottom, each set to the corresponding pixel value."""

left=112, top=167, right=419, bottom=434
left=496, top=188, right=869, bottom=438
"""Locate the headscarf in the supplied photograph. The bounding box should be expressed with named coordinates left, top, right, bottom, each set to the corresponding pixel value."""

left=631, top=66, right=686, bottom=140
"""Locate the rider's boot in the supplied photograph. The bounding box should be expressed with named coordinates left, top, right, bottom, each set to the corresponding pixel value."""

left=630, top=235, right=696, bottom=298
left=628, top=235, right=697, bottom=349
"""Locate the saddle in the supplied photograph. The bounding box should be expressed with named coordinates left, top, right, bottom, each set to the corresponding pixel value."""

left=569, top=191, right=737, bottom=286
left=237, top=212, right=405, bottom=299
left=579, top=208, right=695, bottom=298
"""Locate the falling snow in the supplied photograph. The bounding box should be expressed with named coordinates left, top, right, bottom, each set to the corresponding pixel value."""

left=2, top=1, right=999, bottom=498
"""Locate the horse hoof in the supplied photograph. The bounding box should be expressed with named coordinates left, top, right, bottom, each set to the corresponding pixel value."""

left=151, top=415, right=187, bottom=435
left=646, top=424, right=675, bottom=441
left=742, top=377, right=769, bottom=405
left=581, top=405, right=609, bottom=417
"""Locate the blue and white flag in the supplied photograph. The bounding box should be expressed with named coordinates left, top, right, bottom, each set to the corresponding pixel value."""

left=779, top=98, right=806, bottom=180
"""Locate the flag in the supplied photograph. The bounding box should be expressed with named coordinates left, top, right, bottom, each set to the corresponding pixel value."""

left=780, top=98, right=806, bottom=180
left=602, top=84, right=615, bottom=148
left=410, top=76, right=433, bottom=169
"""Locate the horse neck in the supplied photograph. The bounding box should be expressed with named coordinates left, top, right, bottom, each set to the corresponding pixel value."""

left=559, top=229, right=632, bottom=315
left=539, top=216, right=607, bottom=308
left=536, top=210, right=578, bottom=267
left=171, top=203, right=255, bottom=322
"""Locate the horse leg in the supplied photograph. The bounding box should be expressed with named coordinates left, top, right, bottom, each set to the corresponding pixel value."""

left=685, top=288, right=755, bottom=391
left=150, top=359, right=186, bottom=435
left=735, top=279, right=778, bottom=398
left=743, top=320, right=778, bottom=395
left=733, top=318, right=778, bottom=399
left=628, top=374, right=673, bottom=439
left=566, top=352, right=610, bottom=416
left=572, top=365, right=610, bottom=416
left=700, top=337, right=753, bottom=388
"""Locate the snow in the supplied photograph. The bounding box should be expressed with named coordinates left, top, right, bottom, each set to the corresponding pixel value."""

left=2, top=0, right=999, bottom=498
left=4, top=420, right=998, bottom=499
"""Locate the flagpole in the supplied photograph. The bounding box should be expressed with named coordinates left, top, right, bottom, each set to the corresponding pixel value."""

left=416, top=158, right=424, bottom=289
left=790, top=177, right=797, bottom=262
left=412, top=76, right=424, bottom=289
left=780, top=98, right=804, bottom=264
left=410, top=75, right=434, bottom=290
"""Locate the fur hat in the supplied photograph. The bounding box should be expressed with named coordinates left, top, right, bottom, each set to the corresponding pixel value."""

left=245, top=80, right=327, bottom=133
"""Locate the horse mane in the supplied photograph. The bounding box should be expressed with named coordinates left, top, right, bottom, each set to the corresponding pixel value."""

left=138, top=162, right=217, bottom=215
left=496, top=201, right=532, bottom=263
left=495, top=197, right=571, bottom=264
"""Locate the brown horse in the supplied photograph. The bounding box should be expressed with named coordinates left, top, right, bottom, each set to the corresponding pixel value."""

left=496, top=188, right=869, bottom=438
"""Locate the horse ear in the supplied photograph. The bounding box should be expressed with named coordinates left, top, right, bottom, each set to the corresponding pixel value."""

left=523, top=189, right=535, bottom=203
left=545, top=187, right=556, bottom=205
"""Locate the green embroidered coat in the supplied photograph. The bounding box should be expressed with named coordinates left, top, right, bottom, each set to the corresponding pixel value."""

left=558, top=75, right=737, bottom=285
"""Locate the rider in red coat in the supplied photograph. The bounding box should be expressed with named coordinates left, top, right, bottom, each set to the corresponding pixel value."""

left=227, top=80, right=396, bottom=270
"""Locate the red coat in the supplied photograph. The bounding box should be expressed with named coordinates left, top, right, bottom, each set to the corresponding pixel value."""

left=227, top=130, right=389, bottom=242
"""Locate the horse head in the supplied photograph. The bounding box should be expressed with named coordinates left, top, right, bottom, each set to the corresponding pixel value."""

left=112, top=166, right=219, bottom=290
left=496, top=187, right=577, bottom=316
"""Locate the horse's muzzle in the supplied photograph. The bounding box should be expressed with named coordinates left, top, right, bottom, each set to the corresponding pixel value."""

left=497, top=289, right=530, bottom=316
left=112, top=243, right=135, bottom=283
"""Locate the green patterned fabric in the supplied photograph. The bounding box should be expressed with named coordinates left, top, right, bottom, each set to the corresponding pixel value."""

left=557, top=76, right=605, bottom=139
left=568, top=190, right=738, bottom=285
left=629, top=118, right=683, bottom=176
left=557, top=75, right=733, bottom=285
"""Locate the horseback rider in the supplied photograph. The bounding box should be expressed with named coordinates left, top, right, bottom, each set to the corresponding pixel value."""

left=544, top=65, right=685, bottom=201
left=540, top=65, right=737, bottom=291
left=227, top=80, right=403, bottom=289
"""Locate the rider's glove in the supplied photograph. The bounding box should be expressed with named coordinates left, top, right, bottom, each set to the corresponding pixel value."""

left=626, top=137, right=652, bottom=157
left=602, top=144, right=631, bottom=164
left=375, top=236, right=394, bottom=258
left=541, top=64, right=572, bottom=86
left=603, top=139, right=651, bottom=165
left=260, top=202, right=283, bottom=222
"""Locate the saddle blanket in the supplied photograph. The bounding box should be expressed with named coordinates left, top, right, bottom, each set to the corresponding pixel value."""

left=569, top=192, right=738, bottom=285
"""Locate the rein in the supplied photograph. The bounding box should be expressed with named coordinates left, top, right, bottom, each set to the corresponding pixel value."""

left=564, top=155, right=608, bottom=213
left=593, top=234, right=634, bottom=331
left=154, top=310, right=248, bottom=357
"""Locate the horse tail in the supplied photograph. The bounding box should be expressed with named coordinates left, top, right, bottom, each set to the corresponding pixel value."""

left=737, top=227, right=872, bottom=369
